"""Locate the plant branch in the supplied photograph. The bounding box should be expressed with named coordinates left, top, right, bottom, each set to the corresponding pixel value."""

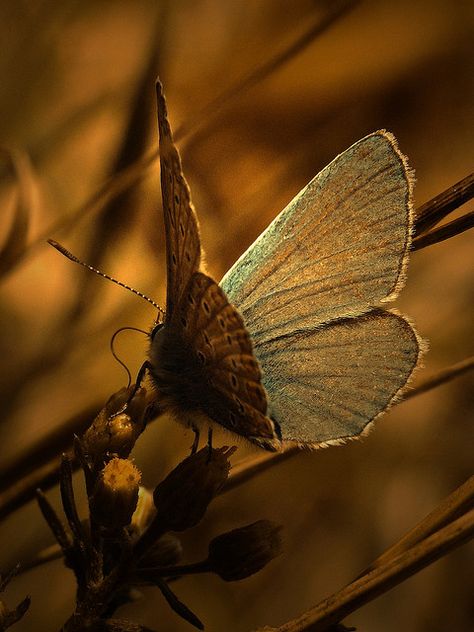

left=255, top=509, right=474, bottom=631
left=402, top=356, right=474, bottom=399
left=414, top=173, right=474, bottom=235
left=413, top=210, right=474, bottom=250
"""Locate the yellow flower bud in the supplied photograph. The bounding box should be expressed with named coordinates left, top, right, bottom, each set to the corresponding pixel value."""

left=89, top=457, right=141, bottom=528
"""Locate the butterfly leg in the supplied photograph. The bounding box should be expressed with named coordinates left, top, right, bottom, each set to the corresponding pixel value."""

left=206, top=427, right=213, bottom=462
left=190, top=424, right=200, bottom=455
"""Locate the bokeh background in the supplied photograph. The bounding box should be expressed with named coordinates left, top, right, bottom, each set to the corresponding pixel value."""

left=0, top=0, right=473, bottom=630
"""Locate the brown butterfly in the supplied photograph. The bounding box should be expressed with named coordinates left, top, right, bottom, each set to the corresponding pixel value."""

left=148, top=82, right=281, bottom=451
left=50, top=83, right=420, bottom=452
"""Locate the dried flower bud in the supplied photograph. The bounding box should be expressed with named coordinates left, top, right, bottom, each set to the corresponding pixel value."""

left=89, top=457, right=141, bottom=528
left=129, top=486, right=157, bottom=539
left=142, top=534, right=184, bottom=568
left=0, top=596, right=30, bottom=629
left=207, top=520, right=282, bottom=581
left=82, top=386, right=147, bottom=462
left=153, top=446, right=236, bottom=532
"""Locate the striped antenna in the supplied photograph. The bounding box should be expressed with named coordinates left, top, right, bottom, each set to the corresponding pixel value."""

left=48, top=239, right=165, bottom=319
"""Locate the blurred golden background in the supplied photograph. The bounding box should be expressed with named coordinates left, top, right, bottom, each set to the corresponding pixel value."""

left=0, top=0, right=473, bottom=630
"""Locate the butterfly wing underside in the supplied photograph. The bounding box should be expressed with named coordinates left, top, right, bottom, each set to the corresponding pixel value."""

left=256, top=310, right=420, bottom=445
left=157, top=82, right=201, bottom=318
left=221, top=131, right=414, bottom=342
left=173, top=272, right=279, bottom=449
left=221, top=131, right=421, bottom=445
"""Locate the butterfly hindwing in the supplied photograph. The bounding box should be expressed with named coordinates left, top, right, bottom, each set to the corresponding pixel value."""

left=156, top=82, right=201, bottom=318
left=175, top=272, right=279, bottom=449
left=255, top=310, right=420, bottom=445
left=221, top=131, right=414, bottom=344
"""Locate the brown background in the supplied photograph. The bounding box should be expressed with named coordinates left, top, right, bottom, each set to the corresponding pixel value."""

left=0, top=1, right=473, bottom=630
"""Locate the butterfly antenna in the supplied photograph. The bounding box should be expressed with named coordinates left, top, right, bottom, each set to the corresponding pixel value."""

left=110, top=326, right=149, bottom=388
left=48, top=239, right=165, bottom=320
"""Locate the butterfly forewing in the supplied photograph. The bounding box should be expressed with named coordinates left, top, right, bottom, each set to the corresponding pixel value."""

left=255, top=310, right=420, bottom=445
left=152, top=84, right=279, bottom=450
left=221, top=131, right=413, bottom=344
left=156, top=82, right=201, bottom=318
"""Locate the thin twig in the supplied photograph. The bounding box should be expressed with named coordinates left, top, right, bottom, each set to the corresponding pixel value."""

left=358, top=475, right=474, bottom=577
left=256, top=510, right=474, bottom=631
left=413, top=210, right=474, bottom=250
left=414, top=173, right=474, bottom=235
left=402, top=356, right=474, bottom=400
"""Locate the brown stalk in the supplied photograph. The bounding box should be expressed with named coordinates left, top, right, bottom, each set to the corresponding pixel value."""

left=255, top=509, right=474, bottom=631
left=402, top=356, right=474, bottom=399
left=414, top=173, right=474, bottom=235
left=358, top=475, right=474, bottom=577
left=413, top=210, right=474, bottom=250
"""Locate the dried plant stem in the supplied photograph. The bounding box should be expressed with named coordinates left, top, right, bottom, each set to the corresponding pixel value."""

left=415, top=173, right=474, bottom=235
left=413, top=210, right=474, bottom=250
left=223, top=447, right=299, bottom=495
left=402, top=356, right=474, bottom=399
left=0, top=454, right=69, bottom=522
left=256, top=509, right=474, bottom=632
left=358, top=475, right=474, bottom=576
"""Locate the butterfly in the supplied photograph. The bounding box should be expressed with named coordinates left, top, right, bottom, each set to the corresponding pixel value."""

left=148, top=81, right=421, bottom=451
